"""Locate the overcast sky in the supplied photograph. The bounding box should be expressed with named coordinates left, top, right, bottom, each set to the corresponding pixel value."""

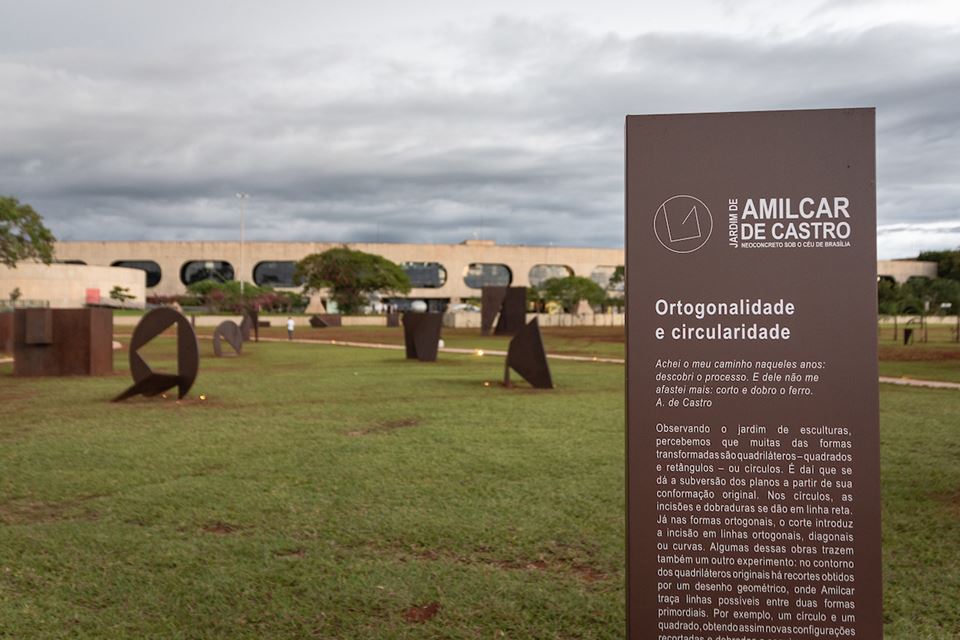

left=2, top=0, right=959, bottom=258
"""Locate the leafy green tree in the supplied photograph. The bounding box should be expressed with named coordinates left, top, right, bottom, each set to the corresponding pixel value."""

left=918, top=249, right=960, bottom=282
left=295, top=248, right=411, bottom=314
left=0, top=196, right=56, bottom=267
left=609, top=265, right=625, bottom=289
left=109, top=286, right=135, bottom=305
left=538, top=276, right=606, bottom=313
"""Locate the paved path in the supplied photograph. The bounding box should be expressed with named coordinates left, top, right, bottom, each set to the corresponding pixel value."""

left=8, top=341, right=957, bottom=389
left=878, top=376, right=960, bottom=390
left=255, top=336, right=626, bottom=364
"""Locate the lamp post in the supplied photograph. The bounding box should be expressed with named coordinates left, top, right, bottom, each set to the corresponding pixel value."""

left=236, top=193, right=249, bottom=299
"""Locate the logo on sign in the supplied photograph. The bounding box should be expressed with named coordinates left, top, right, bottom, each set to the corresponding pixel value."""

left=654, top=195, right=713, bottom=253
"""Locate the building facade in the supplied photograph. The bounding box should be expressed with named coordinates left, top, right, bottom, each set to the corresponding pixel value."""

left=53, top=240, right=937, bottom=310
left=55, top=240, right=626, bottom=309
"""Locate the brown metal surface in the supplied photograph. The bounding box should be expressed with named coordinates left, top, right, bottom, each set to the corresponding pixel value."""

left=0, top=311, right=14, bottom=354
left=402, top=312, right=442, bottom=362
left=212, top=320, right=243, bottom=356
left=480, top=286, right=507, bottom=335
left=113, top=307, right=199, bottom=401
left=239, top=309, right=259, bottom=342
left=24, top=308, right=53, bottom=345
left=309, top=314, right=343, bottom=328
left=12, top=308, right=113, bottom=377
left=481, top=286, right=527, bottom=335
left=497, top=287, right=527, bottom=335
left=503, top=318, right=553, bottom=389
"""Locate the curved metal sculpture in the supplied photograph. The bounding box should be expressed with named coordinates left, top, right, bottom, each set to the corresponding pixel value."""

left=113, top=307, right=200, bottom=402
left=239, top=309, right=259, bottom=342
left=212, top=320, right=243, bottom=357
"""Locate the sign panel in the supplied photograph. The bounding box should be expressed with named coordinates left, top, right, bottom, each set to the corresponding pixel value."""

left=626, top=109, right=881, bottom=639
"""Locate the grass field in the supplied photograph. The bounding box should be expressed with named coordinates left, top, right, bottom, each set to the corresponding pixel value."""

left=0, top=334, right=958, bottom=638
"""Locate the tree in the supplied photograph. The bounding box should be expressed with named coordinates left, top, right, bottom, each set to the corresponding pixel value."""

left=918, top=249, right=960, bottom=282
left=109, top=286, right=135, bottom=305
left=609, top=265, right=625, bottom=289
left=295, top=248, right=411, bottom=314
left=537, top=276, right=606, bottom=313
left=0, top=196, right=56, bottom=267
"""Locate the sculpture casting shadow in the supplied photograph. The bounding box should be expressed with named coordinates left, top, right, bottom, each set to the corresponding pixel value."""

left=113, top=308, right=200, bottom=402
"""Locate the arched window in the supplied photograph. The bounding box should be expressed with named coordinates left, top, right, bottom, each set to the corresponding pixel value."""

left=528, top=264, right=573, bottom=287
left=590, top=265, right=624, bottom=291
left=180, top=260, right=235, bottom=286
left=253, top=261, right=298, bottom=287
left=112, top=260, right=162, bottom=288
left=463, top=263, right=512, bottom=289
left=401, top=262, right=447, bottom=288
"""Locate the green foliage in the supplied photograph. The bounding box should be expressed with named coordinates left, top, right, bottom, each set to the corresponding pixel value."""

left=186, top=281, right=307, bottom=313
left=918, top=248, right=960, bottom=281
left=537, top=276, right=606, bottom=313
left=295, top=247, right=411, bottom=314
left=609, top=265, right=625, bottom=287
left=878, top=277, right=960, bottom=316
left=109, top=285, right=135, bottom=304
left=0, top=196, right=56, bottom=267
left=9, top=287, right=21, bottom=302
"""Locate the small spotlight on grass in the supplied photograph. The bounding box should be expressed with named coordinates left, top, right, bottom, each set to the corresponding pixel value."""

left=475, top=349, right=485, bottom=356
left=483, top=381, right=491, bottom=387
left=199, top=394, right=207, bottom=401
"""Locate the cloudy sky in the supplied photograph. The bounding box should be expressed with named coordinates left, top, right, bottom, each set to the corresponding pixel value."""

left=3, top=0, right=959, bottom=258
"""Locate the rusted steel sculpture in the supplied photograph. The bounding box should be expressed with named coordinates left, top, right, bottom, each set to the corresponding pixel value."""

left=402, top=312, right=443, bottom=362
left=481, top=286, right=527, bottom=335
left=240, top=309, right=259, bottom=342
left=212, top=320, right=243, bottom=357
left=503, top=318, right=553, bottom=389
left=0, top=311, right=12, bottom=354
left=12, top=308, right=113, bottom=376
left=113, top=307, right=199, bottom=401
left=309, top=314, right=343, bottom=328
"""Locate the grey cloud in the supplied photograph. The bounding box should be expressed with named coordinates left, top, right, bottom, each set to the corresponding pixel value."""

left=1, top=17, right=959, bottom=256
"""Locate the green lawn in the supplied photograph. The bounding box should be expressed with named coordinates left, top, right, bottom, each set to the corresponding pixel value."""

left=0, top=340, right=957, bottom=638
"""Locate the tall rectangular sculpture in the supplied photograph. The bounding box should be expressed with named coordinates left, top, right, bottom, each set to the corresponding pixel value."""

left=402, top=312, right=442, bottom=362
left=481, top=286, right=526, bottom=335
left=13, top=308, right=113, bottom=376
left=626, top=109, right=881, bottom=639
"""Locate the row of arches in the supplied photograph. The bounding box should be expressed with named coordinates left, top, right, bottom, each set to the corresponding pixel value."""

left=64, top=259, right=623, bottom=290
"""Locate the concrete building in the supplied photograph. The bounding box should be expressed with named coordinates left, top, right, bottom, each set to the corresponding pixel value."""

left=54, top=240, right=625, bottom=310
left=52, top=240, right=936, bottom=310
left=1, top=263, right=146, bottom=309
left=876, top=259, right=938, bottom=283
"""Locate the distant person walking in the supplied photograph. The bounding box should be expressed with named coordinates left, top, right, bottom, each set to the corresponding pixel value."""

left=286, top=316, right=295, bottom=340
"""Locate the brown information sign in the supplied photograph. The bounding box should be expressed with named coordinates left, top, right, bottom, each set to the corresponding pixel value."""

left=626, top=109, right=881, bottom=640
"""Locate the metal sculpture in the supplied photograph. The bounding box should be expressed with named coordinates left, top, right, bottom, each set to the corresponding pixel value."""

left=240, top=309, right=259, bottom=342
left=113, top=307, right=199, bottom=401
left=12, top=308, right=113, bottom=376
left=402, top=312, right=443, bottom=362
left=481, top=286, right=527, bottom=335
left=503, top=318, right=553, bottom=389
left=212, top=320, right=243, bottom=357
left=0, top=311, right=12, bottom=354
left=309, top=314, right=342, bottom=328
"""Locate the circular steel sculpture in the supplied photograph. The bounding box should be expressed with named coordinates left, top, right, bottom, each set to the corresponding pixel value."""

left=112, top=307, right=200, bottom=402
left=213, top=320, right=243, bottom=357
